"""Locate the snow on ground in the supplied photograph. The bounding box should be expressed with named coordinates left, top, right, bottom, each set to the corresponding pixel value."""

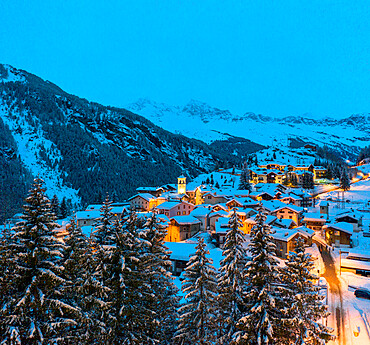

left=0, top=105, right=81, bottom=205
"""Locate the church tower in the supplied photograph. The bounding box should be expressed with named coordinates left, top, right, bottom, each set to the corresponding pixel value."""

left=177, top=175, right=187, bottom=195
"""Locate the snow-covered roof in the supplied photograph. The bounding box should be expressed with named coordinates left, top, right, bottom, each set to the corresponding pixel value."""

left=271, top=228, right=303, bottom=242
left=295, top=226, right=315, bottom=237
left=155, top=201, right=181, bottom=210
left=75, top=210, right=100, bottom=220
left=190, top=206, right=213, bottom=217
left=274, top=218, right=296, bottom=228
left=209, top=210, right=229, bottom=218
left=273, top=204, right=304, bottom=213
left=303, top=212, right=327, bottom=222
left=260, top=200, right=290, bottom=212
left=335, top=209, right=364, bottom=221
left=171, top=215, right=201, bottom=225
left=128, top=193, right=156, bottom=202
left=136, top=186, right=163, bottom=192
left=323, top=222, right=353, bottom=235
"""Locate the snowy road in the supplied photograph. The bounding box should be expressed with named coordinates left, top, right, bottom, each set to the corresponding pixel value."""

left=321, top=249, right=370, bottom=345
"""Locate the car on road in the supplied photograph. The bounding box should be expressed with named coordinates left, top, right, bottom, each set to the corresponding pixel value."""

left=354, top=288, right=370, bottom=300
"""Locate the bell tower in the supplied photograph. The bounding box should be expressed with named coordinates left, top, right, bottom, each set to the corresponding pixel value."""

left=177, top=175, right=187, bottom=195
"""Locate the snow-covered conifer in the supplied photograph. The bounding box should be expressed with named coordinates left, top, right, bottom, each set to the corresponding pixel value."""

left=1, top=178, right=79, bottom=344
left=238, top=163, right=252, bottom=192
left=340, top=169, right=350, bottom=191
left=141, top=213, right=179, bottom=344
left=217, top=209, right=248, bottom=344
left=62, top=216, right=109, bottom=342
left=92, top=194, right=114, bottom=246
left=175, top=237, right=218, bottom=345
left=235, top=208, right=283, bottom=345
left=280, top=237, right=329, bottom=344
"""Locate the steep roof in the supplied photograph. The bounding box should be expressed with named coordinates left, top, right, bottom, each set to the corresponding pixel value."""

left=128, top=193, right=156, bottom=202
left=323, top=222, right=353, bottom=235
left=171, top=215, right=201, bottom=225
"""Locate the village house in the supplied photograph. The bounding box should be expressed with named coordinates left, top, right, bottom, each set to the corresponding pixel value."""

left=128, top=193, right=158, bottom=212
left=190, top=206, right=213, bottom=231
left=208, top=210, right=228, bottom=232
left=323, top=222, right=353, bottom=247
left=303, top=213, right=327, bottom=236
left=271, top=227, right=314, bottom=259
left=335, top=209, right=363, bottom=232
left=156, top=200, right=195, bottom=218
left=272, top=205, right=304, bottom=226
left=165, top=215, right=201, bottom=242
left=75, top=210, right=101, bottom=227
left=203, top=192, right=229, bottom=205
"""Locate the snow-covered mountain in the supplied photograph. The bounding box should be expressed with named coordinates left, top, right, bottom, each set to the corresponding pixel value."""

left=127, top=98, right=369, bottom=161
left=0, top=64, right=260, bottom=221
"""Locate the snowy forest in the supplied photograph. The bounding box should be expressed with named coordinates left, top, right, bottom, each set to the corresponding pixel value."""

left=0, top=179, right=330, bottom=344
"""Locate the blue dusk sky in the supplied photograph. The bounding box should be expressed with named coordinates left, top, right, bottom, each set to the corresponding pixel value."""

left=1, top=0, right=369, bottom=118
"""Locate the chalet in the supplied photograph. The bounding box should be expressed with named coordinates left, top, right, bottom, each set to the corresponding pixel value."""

left=273, top=218, right=296, bottom=229
left=271, top=227, right=313, bottom=259
left=272, top=205, right=304, bottom=226
left=203, top=192, right=229, bottom=205
left=250, top=168, right=285, bottom=184
left=335, top=210, right=363, bottom=232
left=226, top=198, right=244, bottom=210
left=258, top=163, right=287, bottom=172
left=303, top=213, right=326, bottom=236
left=75, top=210, right=100, bottom=227
left=165, top=240, right=222, bottom=276
left=257, top=200, right=288, bottom=214
left=190, top=206, right=213, bottom=231
left=245, top=214, right=277, bottom=234
left=214, top=217, right=230, bottom=247
left=249, top=191, right=274, bottom=201
left=156, top=201, right=195, bottom=218
left=323, top=222, right=353, bottom=247
left=208, top=210, right=228, bottom=232
left=165, top=216, right=201, bottom=242
left=128, top=193, right=157, bottom=212
left=313, top=166, right=327, bottom=179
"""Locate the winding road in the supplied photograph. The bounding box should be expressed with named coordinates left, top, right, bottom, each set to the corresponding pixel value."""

left=321, top=249, right=347, bottom=345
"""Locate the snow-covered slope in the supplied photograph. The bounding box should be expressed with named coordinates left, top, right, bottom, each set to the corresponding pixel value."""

left=127, top=98, right=369, bottom=160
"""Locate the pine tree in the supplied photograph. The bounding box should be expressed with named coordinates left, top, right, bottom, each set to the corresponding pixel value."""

left=97, top=211, right=154, bottom=344
left=280, top=237, right=329, bottom=344
left=340, top=169, right=350, bottom=191
left=175, top=237, right=218, bottom=345
left=92, top=194, right=114, bottom=246
left=141, top=213, right=179, bottom=344
left=0, top=225, right=14, bottom=338
left=62, top=216, right=109, bottom=343
left=235, top=208, right=283, bottom=345
left=50, top=194, right=60, bottom=218
left=302, top=172, right=314, bottom=190
left=60, top=196, right=68, bottom=219
left=238, top=163, right=252, bottom=192
left=0, top=178, right=79, bottom=344
left=217, top=210, right=248, bottom=344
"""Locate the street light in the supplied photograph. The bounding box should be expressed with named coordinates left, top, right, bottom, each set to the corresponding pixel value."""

left=353, top=326, right=360, bottom=337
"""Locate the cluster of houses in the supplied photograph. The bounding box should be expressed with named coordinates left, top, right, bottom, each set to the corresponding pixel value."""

left=72, top=173, right=369, bottom=276
left=249, top=163, right=327, bottom=185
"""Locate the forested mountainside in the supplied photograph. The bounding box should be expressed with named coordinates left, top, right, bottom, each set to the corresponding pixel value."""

left=0, top=64, right=264, bottom=221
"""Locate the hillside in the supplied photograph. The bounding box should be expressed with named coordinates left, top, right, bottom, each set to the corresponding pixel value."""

left=0, top=64, right=263, bottom=221
left=126, top=98, right=368, bottom=162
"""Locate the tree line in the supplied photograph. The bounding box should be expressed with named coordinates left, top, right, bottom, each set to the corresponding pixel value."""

left=0, top=179, right=329, bottom=344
